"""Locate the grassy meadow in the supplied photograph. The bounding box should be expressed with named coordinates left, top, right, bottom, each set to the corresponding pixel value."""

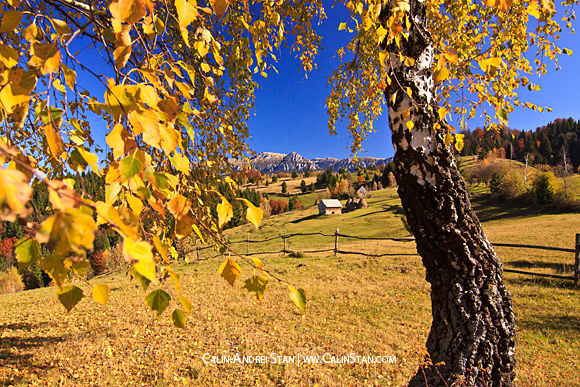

left=1, top=181, right=580, bottom=386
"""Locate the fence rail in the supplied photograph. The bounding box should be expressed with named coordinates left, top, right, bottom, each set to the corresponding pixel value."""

left=187, top=231, right=580, bottom=285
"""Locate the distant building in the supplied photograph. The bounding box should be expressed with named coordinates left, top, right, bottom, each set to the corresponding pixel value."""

left=357, top=186, right=367, bottom=197
left=318, top=199, right=343, bottom=215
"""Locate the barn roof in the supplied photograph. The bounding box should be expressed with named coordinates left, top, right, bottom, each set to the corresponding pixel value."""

left=320, top=199, right=343, bottom=208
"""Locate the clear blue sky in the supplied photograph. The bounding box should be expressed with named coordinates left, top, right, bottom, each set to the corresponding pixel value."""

left=247, top=3, right=580, bottom=160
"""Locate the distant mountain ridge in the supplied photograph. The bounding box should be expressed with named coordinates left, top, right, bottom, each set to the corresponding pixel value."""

left=230, top=151, right=393, bottom=173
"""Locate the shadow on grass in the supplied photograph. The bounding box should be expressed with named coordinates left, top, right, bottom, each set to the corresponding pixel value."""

left=382, top=204, right=405, bottom=215
left=0, top=321, right=65, bottom=384
left=289, top=214, right=320, bottom=224
left=506, top=260, right=576, bottom=274
left=470, top=196, right=541, bottom=223
left=506, top=275, right=578, bottom=290
left=518, top=311, right=580, bottom=334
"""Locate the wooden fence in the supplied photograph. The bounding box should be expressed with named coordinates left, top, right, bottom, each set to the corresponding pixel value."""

left=189, top=232, right=580, bottom=285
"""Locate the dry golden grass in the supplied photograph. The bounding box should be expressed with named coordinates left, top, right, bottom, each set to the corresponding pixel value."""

left=0, top=254, right=431, bottom=386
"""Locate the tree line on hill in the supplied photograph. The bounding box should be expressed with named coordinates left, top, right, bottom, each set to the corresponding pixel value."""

left=460, top=117, right=580, bottom=170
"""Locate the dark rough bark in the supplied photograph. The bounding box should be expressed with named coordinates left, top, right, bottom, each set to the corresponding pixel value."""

left=380, top=1, right=516, bottom=386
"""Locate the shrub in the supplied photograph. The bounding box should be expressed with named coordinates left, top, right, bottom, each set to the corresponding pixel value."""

left=102, top=243, right=128, bottom=273
left=499, top=171, right=526, bottom=200
left=288, top=251, right=304, bottom=258
left=489, top=171, right=503, bottom=195
left=260, top=196, right=271, bottom=218
left=532, top=171, right=559, bottom=206
left=21, top=267, right=41, bottom=289
left=269, top=199, right=287, bottom=215
left=89, top=250, right=107, bottom=275
left=0, top=267, right=24, bottom=294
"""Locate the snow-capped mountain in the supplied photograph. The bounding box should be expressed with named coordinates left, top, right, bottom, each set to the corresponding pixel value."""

left=230, top=152, right=392, bottom=173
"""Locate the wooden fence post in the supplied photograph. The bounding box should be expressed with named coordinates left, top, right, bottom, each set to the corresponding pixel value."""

left=574, top=233, right=579, bottom=286
left=283, top=232, right=286, bottom=256
left=196, top=245, right=200, bottom=261
left=334, top=230, right=338, bottom=256
left=247, top=233, right=249, bottom=256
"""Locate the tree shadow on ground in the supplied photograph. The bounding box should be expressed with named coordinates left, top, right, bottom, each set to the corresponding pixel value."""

left=517, top=311, right=580, bottom=334
left=0, top=321, right=66, bottom=385
left=289, top=214, right=320, bottom=224
left=505, top=260, right=576, bottom=274
left=470, top=196, right=541, bottom=223
left=381, top=204, right=405, bottom=215
left=506, top=275, right=577, bottom=290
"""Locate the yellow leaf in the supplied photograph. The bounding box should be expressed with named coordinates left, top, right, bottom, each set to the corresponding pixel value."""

left=168, top=194, right=191, bottom=220
left=157, top=96, right=179, bottom=122
left=433, top=66, right=449, bottom=83
left=152, top=235, right=169, bottom=264
left=0, top=11, right=23, bottom=33
left=137, top=85, right=159, bottom=107
left=23, top=22, right=38, bottom=42
left=159, top=123, right=180, bottom=155
left=379, top=50, right=388, bottom=67
left=29, top=43, right=61, bottom=74
left=0, top=168, right=32, bottom=221
left=175, top=215, right=194, bottom=240
left=171, top=153, right=190, bottom=174
left=406, top=121, right=414, bottom=131
left=0, top=84, right=29, bottom=114
left=39, top=254, right=71, bottom=290
left=106, top=182, right=121, bottom=204
left=45, top=124, right=65, bottom=159
left=243, top=275, right=268, bottom=301
left=51, top=18, right=70, bottom=35
left=110, top=0, right=148, bottom=25
left=37, top=209, right=96, bottom=256
left=251, top=257, right=263, bottom=269
left=218, top=258, right=241, bottom=286
left=47, top=180, right=82, bottom=211
left=246, top=203, right=263, bottom=229
left=444, top=53, right=458, bottom=65
left=92, top=284, right=110, bottom=306
left=76, top=148, right=100, bottom=175
left=106, top=123, right=136, bottom=159
left=175, top=0, right=199, bottom=27
left=126, top=193, right=143, bottom=215
left=216, top=197, right=233, bottom=228
left=114, top=45, right=132, bottom=70
left=438, top=107, right=449, bottom=121
left=402, top=109, right=411, bottom=120
left=194, top=40, right=209, bottom=57
left=289, top=285, right=307, bottom=313
left=455, top=133, right=465, bottom=152
left=540, top=0, right=555, bottom=12
left=124, top=238, right=156, bottom=281
left=129, top=109, right=160, bottom=147
left=444, top=133, right=453, bottom=147
left=0, top=44, right=19, bottom=68
left=204, top=87, right=218, bottom=103
left=210, top=0, right=232, bottom=18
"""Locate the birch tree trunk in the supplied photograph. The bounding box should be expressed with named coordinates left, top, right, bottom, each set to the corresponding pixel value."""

left=379, top=1, right=516, bottom=385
